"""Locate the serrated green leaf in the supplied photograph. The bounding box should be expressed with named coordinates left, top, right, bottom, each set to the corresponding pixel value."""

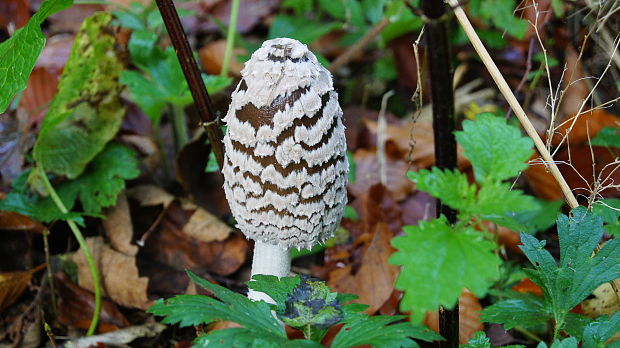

left=508, top=199, right=563, bottom=234
left=247, top=275, right=300, bottom=307
left=582, top=311, right=620, bottom=348
left=475, top=0, right=528, bottom=39
left=590, top=127, right=620, bottom=148
left=480, top=295, right=548, bottom=330
left=455, top=113, right=533, bottom=182
left=148, top=271, right=286, bottom=337
left=33, top=13, right=125, bottom=179
left=331, top=315, right=443, bottom=348
left=390, top=216, right=501, bottom=322
left=408, top=168, right=476, bottom=212
left=0, top=0, right=72, bottom=113
left=592, top=199, right=620, bottom=236
left=193, top=328, right=322, bottom=348
left=537, top=337, right=579, bottom=348
left=476, top=181, right=538, bottom=216
left=462, top=331, right=524, bottom=348
left=563, top=313, right=593, bottom=340
left=519, top=207, right=620, bottom=332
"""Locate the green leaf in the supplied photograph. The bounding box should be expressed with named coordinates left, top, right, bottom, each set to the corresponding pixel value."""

left=331, top=315, right=443, bottom=348
left=455, top=113, right=533, bottom=182
left=462, top=331, right=524, bottom=348
left=268, top=15, right=342, bottom=44
left=508, top=199, right=563, bottom=234
left=519, top=207, right=620, bottom=330
left=582, top=311, right=620, bottom=348
left=480, top=295, right=548, bottom=330
left=390, top=216, right=501, bottom=322
left=282, top=0, right=313, bottom=16
left=33, top=13, right=125, bottom=179
left=537, top=337, right=579, bottom=348
left=343, top=205, right=358, bottom=220
left=346, top=150, right=356, bottom=183
left=55, top=143, right=139, bottom=214
left=362, top=0, right=385, bottom=24
left=148, top=271, right=286, bottom=337
left=475, top=0, right=528, bottom=39
left=563, top=312, right=593, bottom=340
left=591, top=199, right=620, bottom=236
left=408, top=168, right=476, bottom=213
left=247, top=275, right=300, bottom=307
left=194, top=328, right=323, bottom=348
left=590, top=127, right=620, bottom=148
left=318, top=0, right=346, bottom=19
left=551, top=0, right=564, bottom=17
left=0, top=0, right=73, bottom=113
left=476, top=181, right=538, bottom=216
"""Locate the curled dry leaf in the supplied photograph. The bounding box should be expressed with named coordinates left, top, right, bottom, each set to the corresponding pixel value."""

left=103, top=191, right=138, bottom=256
left=0, top=264, right=45, bottom=312
left=199, top=40, right=246, bottom=77
left=327, top=223, right=399, bottom=314
left=56, top=272, right=130, bottom=333
left=424, top=290, right=483, bottom=344
left=73, top=237, right=152, bottom=310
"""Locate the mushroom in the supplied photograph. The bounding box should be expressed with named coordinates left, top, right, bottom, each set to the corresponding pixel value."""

left=221, top=38, right=348, bottom=302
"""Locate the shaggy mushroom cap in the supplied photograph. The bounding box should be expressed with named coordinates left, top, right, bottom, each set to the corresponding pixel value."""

left=222, top=38, right=348, bottom=250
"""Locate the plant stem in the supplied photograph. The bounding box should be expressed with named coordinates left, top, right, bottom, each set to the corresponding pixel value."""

left=171, top=104, right=189, bottom=151
left=514, top=326, right=544, bottom=343
left=43, top=228, right=58, bottom=315
left=38, top=168, right=101, bottom=336
left=248, top=241, right=290, bottom=303
left=423, top=1, right=459, bottom=347
left=328, top=17, right=390, bottom=73
left=220, top=0, right=239, bottom=77
left=155, top=0, right=225, bottom=169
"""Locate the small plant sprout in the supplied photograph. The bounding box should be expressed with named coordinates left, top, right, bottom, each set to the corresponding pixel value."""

left=222, top=38, right=348, bottom=302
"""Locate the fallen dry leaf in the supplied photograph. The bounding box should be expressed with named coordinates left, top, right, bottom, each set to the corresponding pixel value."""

left=424, top=290, right=483, bottom=344
left=0, top=0, right=29, bottom=30
left=127, top=185, right=175, bottom=209
left=56, top=272, right=130, bottom=333
left=525, top=157, right=564, bottom=201
left=581, top=282, right=620, bottom=318
left=350, top=148, right=414, bottom=202
left=180, top=200, right=232, bottom=243
left=511, top=278, right=543, bottom=296
left=199, top=40, right=246, bottom=76
left=0, top=264, right=45, bottom=312
left=64, top=322, right=166, bottom=348
left=73, top=237, right=152, bottom=310
left=548, top=109, right=620, bottom=147
left=0, top=212, right=43, bottom=232
left=328, top=223, right=399, bottom=314
left=103, top=191, right=138, bottom=256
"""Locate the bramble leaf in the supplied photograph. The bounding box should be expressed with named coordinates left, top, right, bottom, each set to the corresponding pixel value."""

left=519, top=207, right=620, bottom=331
left=390, top=216, right=501, bottom=322
left=33, top=13, right=125, bottom=179
left=331, top=315, right=443, bottom=348
left=455, top=113, right=533, bottom=182
left=0, top=0, right=72, bottom=113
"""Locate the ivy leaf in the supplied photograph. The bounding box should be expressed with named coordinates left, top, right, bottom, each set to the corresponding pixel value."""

left=590, top=127, right=620, bottom=148
left=480, top=295, right=548, bottom=330
left=55, top=143, right=139, bottom=214
left=408, top=168, right=476, bottom=212
left=390, top=216, right=501, bottom=322
left=0, top=0, right=72, bottom=113
left=582, top=311, right=620, bottom=348
left=455, top=113, right=533, bottom=182
left=331, top=315, right=443, bottom=348
left=519, top=207, right=620, bottom=329
left=247, top=275, right=300, bottom=308
left=148, top=271, right=286, bottom=337
left=462, top=331, right=525, bottom=348
left=33, top=13, right=125, bottom=179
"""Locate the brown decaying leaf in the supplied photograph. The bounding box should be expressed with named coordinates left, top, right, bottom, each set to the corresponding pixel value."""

left=581, top=282, right=620, bottom=318
left=103, top=191, right=138, bottom=256
left=511, top=278, right=543, bottom=296
left=350, top=148, right=414, bottom=202
left=0, top=212, right=43, bottom=233
left=127, top=185, right=174, bottom=209
left=424, top=290, right=483, bottom=344
left=328, top=223, right=399, bottom=314
left=36, top=34, right=75, bottom=70
left=199, top=40, right=246, bottom=77
left=0, top=0, right=29, bottom=30
left=55, top=272, right=129, bottom=333
left=0, top=264, right=45, bottom=313
left=180, top=200, right=232, bottom=243
left=120, top=134, right=160, bottom=173
left=73, top=237, right=152, bottom=310
left=548, top=109, right=620, bottom=147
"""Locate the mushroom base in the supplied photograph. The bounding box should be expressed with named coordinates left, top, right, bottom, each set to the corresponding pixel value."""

left=248, top=240, right=291, bottom=303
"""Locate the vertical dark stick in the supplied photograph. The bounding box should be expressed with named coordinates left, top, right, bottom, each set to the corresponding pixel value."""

left=422, top=1, right=459, bottom=347
left=155, top=0, right=225, bottom=169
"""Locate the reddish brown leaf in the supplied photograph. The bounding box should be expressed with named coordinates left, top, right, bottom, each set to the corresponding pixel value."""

left=0, top=264, right=45, bottom=313
left=103, top=191, right=138, bottom=256
left=350, top=148, right=414, bottom=202
left=199, top=40, right=245, bottom=77
left=549, top=109, right=620, bottom=147
left=512, top=278, right=543, bottom=296
left=0, top=0, right=29, bottom=30
left=424, top=290, right=483, bottom=344
left=0, top=212, right=43, bottom=233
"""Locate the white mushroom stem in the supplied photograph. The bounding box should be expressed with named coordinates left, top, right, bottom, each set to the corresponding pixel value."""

left=248, top=240, right=291, bottom=302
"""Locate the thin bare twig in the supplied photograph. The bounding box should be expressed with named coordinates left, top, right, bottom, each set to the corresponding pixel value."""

left=328, top=17, right=390, bottom=73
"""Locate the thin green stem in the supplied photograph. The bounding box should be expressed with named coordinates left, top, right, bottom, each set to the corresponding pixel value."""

left=220, top=0, right=240, bottom=77
left=171, top=104, right=189, bottom=151
left=553, top=316, right=565, bottom=341
left=38, top=167, right=101, bottom=336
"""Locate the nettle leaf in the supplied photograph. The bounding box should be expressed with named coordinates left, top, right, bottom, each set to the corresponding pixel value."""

left=194, top=328, right=322, bottom=348
left=280, top=276, right=343, bottom=341
left=537, top=337, right=579, bottom=348
left=509, top=199, right=563, bottom=234
left=462, top=331, right=525, bottom=348
left=563, top=312, right=593, bottom=340
left=0, top=0, right=72, bottom=113
left=582, top=311, right=620, bottom=348
left=247, top=275, right=300, bottom=307
left=591, top=199, right=620, bottom=236
left=148, top=271, right=286, bottom=337
left=590, top=126, right=620, bottom=148
left=455, top=113, right=533, bottom=182
left=331, top=315, right=443, bottom=348
left=476, top=181, right=538, bottom=217
left=33, top=13, right=125, bottom=179
left=390, top=216, right=501, bottom=322
left=408, top=168, right=476, bottom=212
left=480, top=294, right=549, bottom=330
left=519, top=207, right=620, bottom=329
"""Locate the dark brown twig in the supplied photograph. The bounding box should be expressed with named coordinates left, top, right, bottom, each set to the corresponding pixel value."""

left=422, top=0, right=459, bottom=347
left=155, top=0, right=225, bottom=169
